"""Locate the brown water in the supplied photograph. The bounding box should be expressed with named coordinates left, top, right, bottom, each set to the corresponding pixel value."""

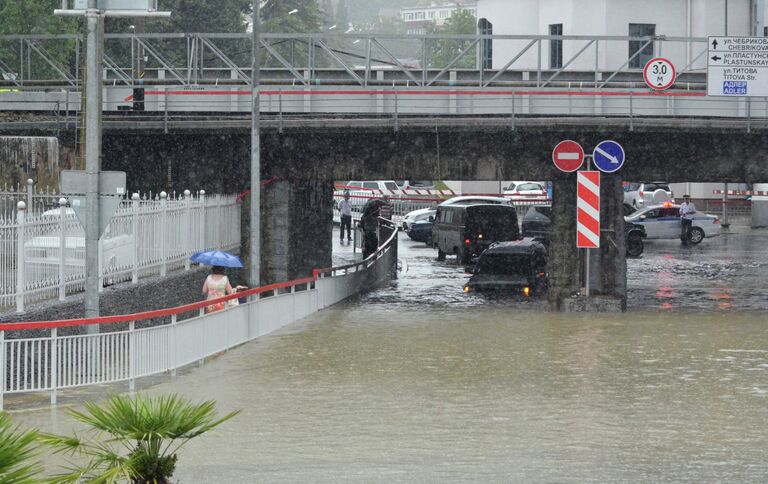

left=11, top=306, right=768, bottom=483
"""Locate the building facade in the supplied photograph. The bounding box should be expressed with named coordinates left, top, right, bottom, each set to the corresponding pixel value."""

left=401, top=1, right=478, bottom=34
left=476, top=0, right=767, bottom=71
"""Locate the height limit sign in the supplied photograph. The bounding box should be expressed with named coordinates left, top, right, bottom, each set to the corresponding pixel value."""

left=708, top=36, right=768, bottom=97
left=643, top=57, right=676, bottom=90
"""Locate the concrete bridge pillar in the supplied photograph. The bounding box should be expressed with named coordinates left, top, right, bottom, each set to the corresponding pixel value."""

left=547, top=174, right=627, bottom=311
left=260, top=179, right=334, bottom=284
left=547, top=177, right=580, bottom=310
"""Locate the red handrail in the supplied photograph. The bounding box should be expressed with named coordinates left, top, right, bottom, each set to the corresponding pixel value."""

left=1, top=225, right=399, bottom=332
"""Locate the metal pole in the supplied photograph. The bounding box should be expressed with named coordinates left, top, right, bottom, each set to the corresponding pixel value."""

left=722, top=182, right=730, bottom=228
left=84, top=6, right=103, bottom=331
left=585, top=249, right=590, bottom=297
left=58, top=197, right=67, bottom=301
left=250, top=0, right=261, bottom=287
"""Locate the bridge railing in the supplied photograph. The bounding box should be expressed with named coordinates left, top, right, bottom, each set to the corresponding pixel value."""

left=0, top=191, right=240, bottom=313
left=0, top=33, right=711, bottom=89
left=0, top=223, right=398, bottom=410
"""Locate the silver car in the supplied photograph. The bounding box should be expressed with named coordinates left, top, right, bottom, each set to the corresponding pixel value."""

left=625, top=203, right=721, bottom=244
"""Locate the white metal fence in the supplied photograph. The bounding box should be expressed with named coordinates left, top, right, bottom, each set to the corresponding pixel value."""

left=0, top=223, right=398, bottom=410
left=0, top=191, right=240, bottom=313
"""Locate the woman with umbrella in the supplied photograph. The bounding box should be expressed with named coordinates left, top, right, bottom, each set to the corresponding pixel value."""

left=191, top=251, right=246, bottom=313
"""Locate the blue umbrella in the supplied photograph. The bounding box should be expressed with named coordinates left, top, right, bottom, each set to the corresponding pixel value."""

left=190, top=250, right=244, bottom=268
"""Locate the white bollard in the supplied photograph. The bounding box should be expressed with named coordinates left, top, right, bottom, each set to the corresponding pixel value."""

left=16, top=201, right=26, bottom=313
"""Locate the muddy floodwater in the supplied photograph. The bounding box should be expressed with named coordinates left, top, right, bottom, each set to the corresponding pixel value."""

left=8, top=230, right=768, bottom=482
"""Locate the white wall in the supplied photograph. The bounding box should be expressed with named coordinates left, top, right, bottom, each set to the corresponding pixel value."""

left=477, top=0, right=764, bottom=71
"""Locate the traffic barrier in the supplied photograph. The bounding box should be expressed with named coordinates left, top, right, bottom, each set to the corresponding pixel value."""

left=0, top=226, right=398, bottom=410
left=713, top=190, right=767, bottom=196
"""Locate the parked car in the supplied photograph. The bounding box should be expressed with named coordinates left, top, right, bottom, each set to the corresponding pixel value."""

left=433, top=204, right=519, bottom=265
left=401, top=196, right=509, bottom=231
left=520, top=205, right=646, bottom=257
left=503, top=181, right=547, bottom=201
left=463, top=239, right=548, bottom=296
left=402, top=208, right=436, bottom=232
left=625, top=202, right=721, bottom=244
left=24, top=208, right=135, bottom=278
left=407, top=218, right=435, bottom=244
left=623, top=182, right=674, bottom=208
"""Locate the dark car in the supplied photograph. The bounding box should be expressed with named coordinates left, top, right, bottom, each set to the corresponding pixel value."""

left=520, top=205, right=646, bottom=257
left=463, top=239, right=548, bottom=296
left=407, top=219, right=434, bottom=244
left=433, top=204, right=519, bottom=265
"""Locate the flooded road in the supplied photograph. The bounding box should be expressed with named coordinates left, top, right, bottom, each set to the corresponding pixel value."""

left=8, top=229, right=768, bottom=482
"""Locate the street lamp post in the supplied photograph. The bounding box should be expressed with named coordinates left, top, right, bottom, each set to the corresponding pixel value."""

left=250, top=0, right=261, bottom=288
left=55, top=1, right=170, bottom=329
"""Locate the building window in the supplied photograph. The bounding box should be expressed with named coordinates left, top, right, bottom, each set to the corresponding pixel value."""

left=479, top=18, right=493, bottom=70
left=629, top=23, right=655, bottom=68
left=549, top=24, right=563, bottom=69
left=404, top=13, right=413, bottom=21
left=764, top=26, right=768, bottom=36
left=428, top=10, right=435, bottom=19
left=415, top=11, right=425, bottom=20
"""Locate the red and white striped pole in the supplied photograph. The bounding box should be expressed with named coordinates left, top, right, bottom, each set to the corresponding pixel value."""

left=577, top=170, right=601, bottom=296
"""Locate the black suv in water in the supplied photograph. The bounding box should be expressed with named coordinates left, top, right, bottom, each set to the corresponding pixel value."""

left=521, top=205, right=646, bottom=257
left=463, top=239, right=548, bottom=296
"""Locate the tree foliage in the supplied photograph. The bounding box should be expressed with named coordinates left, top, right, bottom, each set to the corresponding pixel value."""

left=426, top=9, right=478, bottom=69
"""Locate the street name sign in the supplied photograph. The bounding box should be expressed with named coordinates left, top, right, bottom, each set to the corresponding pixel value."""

left=708, top=36, right=768, bottom=97
left=552, top=140, right=585, bottom=173
left=643, top=57, right=676, bottom=90
left=577, top=171, right=601, bottom=249
left=592, top=140, right=626, bottom=173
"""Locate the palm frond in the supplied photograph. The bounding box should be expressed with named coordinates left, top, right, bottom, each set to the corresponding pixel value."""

left=0, top=412, right=42, bottom=484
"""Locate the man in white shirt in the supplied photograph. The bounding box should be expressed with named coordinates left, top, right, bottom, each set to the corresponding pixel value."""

left=679, top=194, right=697, bottom=244
left=338, top=191, right=353, bottom=242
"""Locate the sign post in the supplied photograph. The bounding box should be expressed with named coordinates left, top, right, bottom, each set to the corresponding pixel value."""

left=707, top=36, right=768, bottom=97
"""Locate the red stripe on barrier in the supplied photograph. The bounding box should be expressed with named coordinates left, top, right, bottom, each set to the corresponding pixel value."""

left=577, top=207, right=600, bottom=236
left=577, top=231, right=596, bottom=249
left=577, top=184, right=600, bottom=211
left=123, top=88, right=709, bottom=102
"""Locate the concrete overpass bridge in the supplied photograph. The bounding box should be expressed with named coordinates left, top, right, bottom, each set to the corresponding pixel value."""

left=3, top=32, right=767, bottom=309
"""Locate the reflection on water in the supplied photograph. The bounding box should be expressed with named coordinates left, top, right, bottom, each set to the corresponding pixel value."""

left=10, top=308, right=768, bottom=483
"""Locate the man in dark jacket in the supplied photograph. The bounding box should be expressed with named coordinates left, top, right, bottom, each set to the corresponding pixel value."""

left=360, top=197, right=393, bottom=258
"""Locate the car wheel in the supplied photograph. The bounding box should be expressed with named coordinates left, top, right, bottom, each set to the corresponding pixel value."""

left=437, top=248, right=446, bottom=261
left=626, top=234, right=644, bottom=257
left=689, top=227, right=705, bottom=244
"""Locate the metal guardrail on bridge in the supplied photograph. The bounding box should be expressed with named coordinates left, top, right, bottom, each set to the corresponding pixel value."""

left=2, top=33, right=766, bottom=130
left=0, top=222, right=398, bottom=410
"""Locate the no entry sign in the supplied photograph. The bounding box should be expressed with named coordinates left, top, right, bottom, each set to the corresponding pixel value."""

left=577, top=171, right=601, bottom=249
left=552, top=140, right=585, bottom=172
left=643, top=57, right=676, bottom=91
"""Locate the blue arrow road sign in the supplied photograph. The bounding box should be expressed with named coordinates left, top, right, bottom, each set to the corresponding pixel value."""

left=592, top=140, right=625, bottom=173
